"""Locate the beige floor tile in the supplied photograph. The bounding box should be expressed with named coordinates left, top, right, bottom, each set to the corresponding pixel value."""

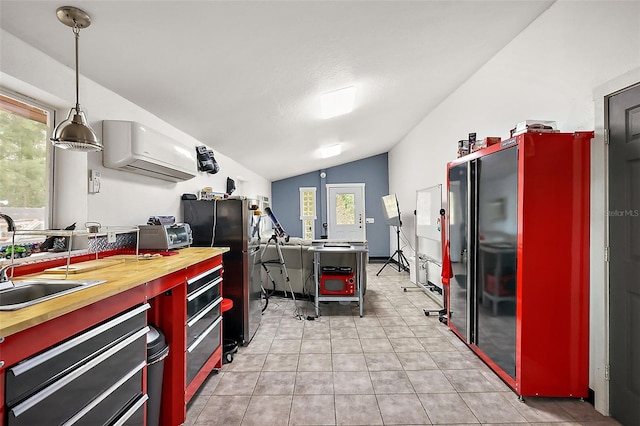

left=185, top=394, right=208, bottom=426
left=194, top=395, right=250, bottom=425
left=382, top=325, right=415, bottom=338
left=225, top=353, right=267, bottom=372
left=396, top=352, right=438, bottom=370
left=332, top=371, right=374, bottom=394
left=300, top=338, right=331, bottom=353
left=359, top=337, right=394, bottom=353
left=196, top=371, right=224, bottom=395
left=429, top=350, right=477, bottom=369
left=376, top=393, right=431, bottom=424
left=294, top=371, right=333, bottom=394
left=408, top=325, right=444, bottom=338
left=298, top=353, right=333, bottom=371
left=240, top=338, right=273, bottom=354
left=213, top=371, right=260, bottom=395
left=334, top=394, right=383, bottom=425
left=443, top=369, right=501, bottom=392
left=353, top=316, right=381, bottom=327
left=370, top=370, right=415, bottom=394
left=263, top=353, right=300, bottom=371
left=364, top=352, right=403, bottom=371
left=290, top=394, right=335, bottom=425
left=389, top=337, right=426, bottom=352
left=419, top=336, right=458, bottom=352
left=253, top=371, right=296, bottom=395
left=275, top=325, right=304, bottom=340
left=418, top=392, right=479, bottom=424
left=355, top=326, right=387, bottom=338
left=241, top=395, right=293, bottom=426
left=330, top=337, right=362, bottom=353
left=460, top=392, right=528, bottom=423
left=268, top=338, right=301, bottom=353
left=406, top=369, right=456, bottom=393
left=329, top=326, right=358, bottom=339
left=332, top=353, right=368, bottom=371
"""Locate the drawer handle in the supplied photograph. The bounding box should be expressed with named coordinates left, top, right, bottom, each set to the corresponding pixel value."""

left=187, top=277, right=222, bottom=301
left=187, top=264, right=223, bottom=285
left=10, top=303, right=150, bottom=377
left=187, top=317, right=222, bottom=353
left=111, top=394, right=148, bottom=426
left=187, top=297, right=222, bottom=327
left=62, top=361, right=145, bottom=426
left=11, top=327, right=149, bottom=418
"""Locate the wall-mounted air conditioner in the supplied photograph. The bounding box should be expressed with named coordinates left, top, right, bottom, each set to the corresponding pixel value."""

left=102, top=120, right=196, bottom=182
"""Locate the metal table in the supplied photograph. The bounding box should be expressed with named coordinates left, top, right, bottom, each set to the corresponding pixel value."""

left=309, top=242, right=368, bottom=317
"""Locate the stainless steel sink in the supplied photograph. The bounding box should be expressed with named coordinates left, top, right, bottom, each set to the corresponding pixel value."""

left=0, top=279, right=106, bottom=310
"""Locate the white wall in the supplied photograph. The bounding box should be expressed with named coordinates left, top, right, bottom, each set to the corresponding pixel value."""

left=389, top=1, right=640, bottom=415
left=0, top=29, right=270, bottom=229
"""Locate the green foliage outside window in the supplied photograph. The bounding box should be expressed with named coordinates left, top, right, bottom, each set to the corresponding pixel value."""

left=336, top=193, right=355, bottom=225
left=0, top=110, right=47, bottom=208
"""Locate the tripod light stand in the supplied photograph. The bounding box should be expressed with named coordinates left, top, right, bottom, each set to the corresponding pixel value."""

left=377, top=224, right=410, bottom=275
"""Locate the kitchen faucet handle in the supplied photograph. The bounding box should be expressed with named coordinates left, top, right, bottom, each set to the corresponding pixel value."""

left=0, top=263, right=16, bottom=286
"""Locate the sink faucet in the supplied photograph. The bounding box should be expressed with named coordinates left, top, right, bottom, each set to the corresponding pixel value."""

left=0, top=213, right=15, bottom=232
left=0, top=214, right=16, bottom=287
left=0, top=264, right=15, bottom=287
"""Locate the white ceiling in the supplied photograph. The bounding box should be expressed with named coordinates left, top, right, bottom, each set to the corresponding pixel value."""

left=0, top=1, right=553, bottom=181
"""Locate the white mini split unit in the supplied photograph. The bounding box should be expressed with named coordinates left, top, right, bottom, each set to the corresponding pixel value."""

left=102, top=120, right=197, bottom=182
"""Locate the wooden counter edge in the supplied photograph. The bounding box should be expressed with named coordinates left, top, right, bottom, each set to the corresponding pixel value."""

left=0, top=247, right=229, bottom=338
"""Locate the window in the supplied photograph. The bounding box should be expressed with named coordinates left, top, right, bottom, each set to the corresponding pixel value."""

left=335, top=193, right=355, bottom=225
left=0, top=92, right=53, bottom=246
left=299, top=187, right=316, bottom=240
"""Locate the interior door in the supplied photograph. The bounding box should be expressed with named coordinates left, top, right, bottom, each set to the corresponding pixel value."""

left=327, top=184, right=365, bottom=240
left=609, top=83, right=640, bottom=426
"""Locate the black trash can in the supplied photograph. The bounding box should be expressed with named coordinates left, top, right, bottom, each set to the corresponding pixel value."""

left=147, top=325, right=169, bottom=426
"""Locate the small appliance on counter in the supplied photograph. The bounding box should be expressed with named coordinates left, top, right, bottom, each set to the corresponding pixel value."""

left=139, top=216, right=193, bottom=250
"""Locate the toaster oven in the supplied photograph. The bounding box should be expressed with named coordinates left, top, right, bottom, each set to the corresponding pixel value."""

left=138, top=223, right=192, bottom=250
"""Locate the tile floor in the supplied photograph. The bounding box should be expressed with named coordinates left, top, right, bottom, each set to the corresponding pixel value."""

left=186, top=264, right=619, bottom=425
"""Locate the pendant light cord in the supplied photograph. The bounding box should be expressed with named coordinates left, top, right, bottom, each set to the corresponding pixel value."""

left=73, top=22, right=80, bottom=111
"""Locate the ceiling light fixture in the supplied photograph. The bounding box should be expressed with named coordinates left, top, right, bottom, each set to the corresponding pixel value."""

left=50, top=6, right=102, bottom=152
left=321, top=86, right=356, bottom=119
left=320, top=144, right=342, bottom=159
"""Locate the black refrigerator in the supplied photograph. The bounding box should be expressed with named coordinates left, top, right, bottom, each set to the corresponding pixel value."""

left=183, top=198, right=262, bottom=345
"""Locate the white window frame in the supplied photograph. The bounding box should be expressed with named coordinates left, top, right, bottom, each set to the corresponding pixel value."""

left=0, top=89, right=55, bottom=239
left=299, top=187, right=317, bottom=240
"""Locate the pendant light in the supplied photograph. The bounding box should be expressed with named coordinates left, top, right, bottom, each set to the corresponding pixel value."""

left=50, top=6, right=102, bottom=152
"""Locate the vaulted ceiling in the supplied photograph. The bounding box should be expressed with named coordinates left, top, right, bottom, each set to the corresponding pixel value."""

left=0, top=1, right=553, bottom=181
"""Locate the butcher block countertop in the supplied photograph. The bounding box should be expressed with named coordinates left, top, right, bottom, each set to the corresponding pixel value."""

left=0, top=247, right=229, bottom=338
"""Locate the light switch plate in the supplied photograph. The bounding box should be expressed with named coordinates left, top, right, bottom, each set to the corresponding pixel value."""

left=366, top=217, right=374, bottom=224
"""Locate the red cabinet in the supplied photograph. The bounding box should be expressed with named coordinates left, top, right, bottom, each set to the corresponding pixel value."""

left=445, top=131, right=592, bottom=397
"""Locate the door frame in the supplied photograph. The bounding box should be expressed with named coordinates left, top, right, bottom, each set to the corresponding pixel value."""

left=326, top=183, right=366, bottom=241
left=593, top=68, right=640, bottom=416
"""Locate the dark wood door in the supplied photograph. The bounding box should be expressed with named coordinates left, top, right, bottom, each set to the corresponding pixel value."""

left=609, top=83, right=640, bottom=426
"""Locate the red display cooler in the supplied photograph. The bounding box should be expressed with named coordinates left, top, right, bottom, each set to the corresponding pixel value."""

left=445, top=131, right=592, bottom=398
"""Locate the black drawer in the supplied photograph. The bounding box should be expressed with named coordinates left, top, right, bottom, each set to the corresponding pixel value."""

left=7, top=328, right=148, bottom=426
left=187, top=265, right=222, bottom=295
left=187, top=297, right=222, bottom=347
left=187, top=277, right=222, bottom=319
left=187, top=317, right=222, bottom=384
left=109, top=394, right=147, bottom=426
left=5, top=304, right=149, bottom=407
left=65, top=364, right=144, bottom=425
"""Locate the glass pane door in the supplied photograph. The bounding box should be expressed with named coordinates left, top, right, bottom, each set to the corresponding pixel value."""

left=475, top=146, right=518, bottom=379
left=448, top=163, right=470, bottom=342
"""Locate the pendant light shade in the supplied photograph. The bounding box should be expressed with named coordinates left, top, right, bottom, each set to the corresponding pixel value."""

left=51, top=6, right=102, bottom=152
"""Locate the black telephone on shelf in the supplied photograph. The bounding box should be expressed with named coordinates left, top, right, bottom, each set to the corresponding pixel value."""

left=196, top=145, right=219, bottom=174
